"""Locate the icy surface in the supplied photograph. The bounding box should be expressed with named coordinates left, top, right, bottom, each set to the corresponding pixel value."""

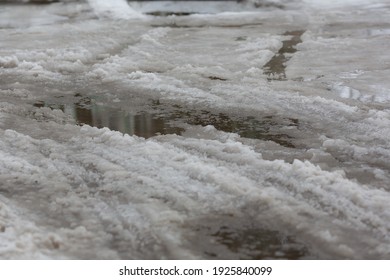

left=0, top=0, right=390, bottom=259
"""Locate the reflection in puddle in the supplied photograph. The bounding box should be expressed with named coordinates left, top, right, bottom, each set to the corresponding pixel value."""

left=263, top=30, right=305, bottom=81
left=73, top=106, right=186, bottom=138
left=33, top=95, right=297, bottom=147
left=33, top=98, right=184, bottom=138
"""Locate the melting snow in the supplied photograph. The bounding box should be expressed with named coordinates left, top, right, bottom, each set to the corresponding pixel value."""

left=0, top=0, right=390, bottom=259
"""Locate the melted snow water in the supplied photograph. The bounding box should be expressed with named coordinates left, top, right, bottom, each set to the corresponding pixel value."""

left=33, top=96, right=297, bottom=147
left=209, top=227, right=308, bottom=259
left=146, top=12, right=194, bottom=16
left=33, top=98, right=184, bottom=139
left=263, top=30, right=304, bottom=81
left=187, top=217, right=312, bottom=259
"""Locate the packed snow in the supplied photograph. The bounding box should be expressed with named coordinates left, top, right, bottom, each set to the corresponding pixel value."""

left=0, top=0, right=390, bottom=259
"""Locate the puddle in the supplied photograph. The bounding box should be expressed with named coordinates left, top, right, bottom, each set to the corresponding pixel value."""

left=263, top=30, right=305, bottom=81
left=28, top=0, right=60, bottom=4
left=187, top=216, right=313, bottom=259
left=171, top=110, right=297, bottom=148
left=33, top=97, right=184, bottom=139
left=235, top=36, right=247, bottom=41
left=151, top=22, right=263, bottom=28
left=208, top=76, right=228, bottom=81
left=0, top=0, right=59, bottom=4
left=33, top=95, right=297, bottom=147
left=146, top=11, right=194, bottom=17
left=252, top=1, right=285, bottom=9
left=209, top=226, right=309, bottom=259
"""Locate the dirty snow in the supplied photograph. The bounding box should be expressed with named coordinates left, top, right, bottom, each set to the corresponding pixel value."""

left=0, top=0, right=390, bottom=259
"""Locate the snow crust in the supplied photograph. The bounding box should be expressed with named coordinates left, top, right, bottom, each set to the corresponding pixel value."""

left=0, top=0, right=390, bottom=259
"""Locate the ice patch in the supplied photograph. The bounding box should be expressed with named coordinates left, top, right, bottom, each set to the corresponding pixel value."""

left=331, top=83, right=362, bottom=100
left=330, top=83, right=390, bottom=103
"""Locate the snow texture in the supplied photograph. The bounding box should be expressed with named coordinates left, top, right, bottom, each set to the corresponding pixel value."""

left=0, top=0, right=390, bottom=259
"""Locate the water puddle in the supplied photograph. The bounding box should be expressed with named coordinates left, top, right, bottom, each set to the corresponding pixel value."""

left=33, top=95, right=297, bottom=147
left=187, top=216, right=313, bottom=259
left=146, top=11, right=194, bottom=17
left=33, top=96, right=184, bottom=139
left=151, top=22, right=263, bottom=29
left=235, top=36, right=247, bottom=41
left=209, top=226, right=309, bottom=259
left=251, top=1, right=285, bottom=9
left=208, top=76, right=228, bottom=81
left=0, top=0, right=59, bottom=4
left=27, top=0, right=60, bottom=4
left=263, top=30, right=305, bottom=81
left=171, top=109, right=297, bottom=148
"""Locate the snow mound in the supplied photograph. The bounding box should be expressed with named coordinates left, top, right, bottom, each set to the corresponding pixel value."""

left=87, top=0, right=145, bottom=20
